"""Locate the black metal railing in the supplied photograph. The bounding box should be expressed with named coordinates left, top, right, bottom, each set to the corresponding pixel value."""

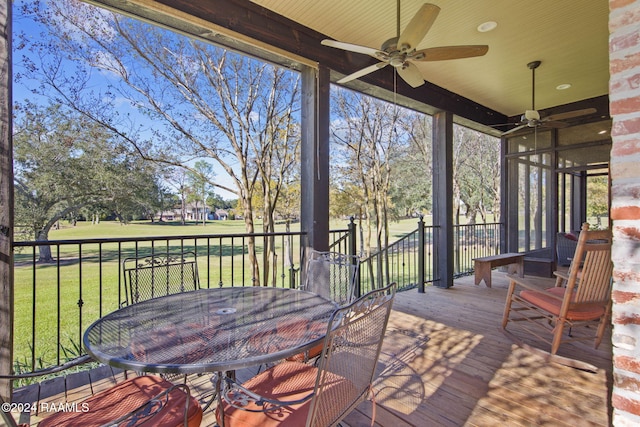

left=359, top=218, right=435, bottom=294
left=10, top=219, right=502, bottom=374
left=453, top=222, right=503, bottom=276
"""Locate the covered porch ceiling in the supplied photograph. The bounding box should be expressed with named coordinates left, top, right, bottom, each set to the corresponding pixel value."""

left=87, top=0, right=610, bottom=134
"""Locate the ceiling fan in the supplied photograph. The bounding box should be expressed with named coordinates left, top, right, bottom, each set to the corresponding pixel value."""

left=320, top=2, right=489, bottom=88
left=502, top=60, right=597, bottom=136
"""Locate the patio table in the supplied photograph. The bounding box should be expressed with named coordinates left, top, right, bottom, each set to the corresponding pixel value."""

left=83, top=287, right=338, bottom=374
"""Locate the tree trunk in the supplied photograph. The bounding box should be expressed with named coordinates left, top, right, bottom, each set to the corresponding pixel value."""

left=36, top=229, right=54, bottom=263
left=243, top=199, right=260, bottom=286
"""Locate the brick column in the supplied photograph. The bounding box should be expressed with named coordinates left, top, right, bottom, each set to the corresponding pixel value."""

left=609, top=0, right=640, bottom=423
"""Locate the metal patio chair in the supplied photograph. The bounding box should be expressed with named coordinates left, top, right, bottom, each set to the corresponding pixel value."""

left=288, top=250, right=361, bottom=363
left=122, top=251, right=200, bottom=306
left=301, top=250, right=361, bottom=307
left=0, top=357, right=202, bottom=427
left=216, top=282, right=396, bottom=427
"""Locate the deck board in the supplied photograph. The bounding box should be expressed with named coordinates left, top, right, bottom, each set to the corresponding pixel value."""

left=11, top=272, right=611, bottom=426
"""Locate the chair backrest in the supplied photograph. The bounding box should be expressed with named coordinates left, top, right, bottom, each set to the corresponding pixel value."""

left=306, top=282, right=396, bottom=427
left=564, top=223, right=612, bottom=304
left=302, top=250, right=361, bottom=306
left=122, top=251, right=200, bottom=305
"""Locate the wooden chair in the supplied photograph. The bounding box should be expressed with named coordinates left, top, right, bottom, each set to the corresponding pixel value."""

left=502, top=223, right=613, bottom=355
left=216, top=283, right=396, bottom=427
left=0, top=357, right=202, bottom=427
left=122, top=251, right=200, bottom=306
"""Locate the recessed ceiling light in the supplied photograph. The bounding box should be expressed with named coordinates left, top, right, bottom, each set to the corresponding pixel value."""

left=477, top=21, right=497, bottom=32
left=556, top=83, right=572, bottom=90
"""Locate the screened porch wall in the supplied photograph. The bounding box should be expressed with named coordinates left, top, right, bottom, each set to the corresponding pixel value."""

left=504, top=119, right=612, bottom=261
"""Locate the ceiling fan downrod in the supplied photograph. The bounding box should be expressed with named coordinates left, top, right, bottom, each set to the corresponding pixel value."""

left=396, top=0, right=401, bottom=39
left=528, top=60, right=541, bottom=111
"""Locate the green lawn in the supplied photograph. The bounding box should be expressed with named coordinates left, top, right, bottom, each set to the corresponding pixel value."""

left=45, top=217, right=426, bottom=239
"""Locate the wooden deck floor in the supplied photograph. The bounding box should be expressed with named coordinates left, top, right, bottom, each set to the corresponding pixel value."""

left=13, top=272, right=612, bottom=427
left=340, top=272, right=612, bottom=427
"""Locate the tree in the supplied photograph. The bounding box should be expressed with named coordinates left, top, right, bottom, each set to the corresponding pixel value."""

left=587, top=175, right=609, bottom=228
left=330, top=88, right=408, bottom=264
left=17, top=0, right=302, bottom=284
left=393, top=112, right=433, bottom=217
left=186, top=160, right=215, bottom=226
left=453, top=125, right=500, bottom=224
left=13, top=101, right=161, bottom=261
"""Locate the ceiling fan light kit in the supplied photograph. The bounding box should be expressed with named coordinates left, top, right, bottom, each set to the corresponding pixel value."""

left=321, top=2, right=489, bottom=88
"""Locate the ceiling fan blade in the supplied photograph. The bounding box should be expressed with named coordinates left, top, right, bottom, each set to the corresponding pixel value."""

left=397, top=62, right=425, bottom=87
left=321, top=39, right=385, bottom=59
left=541, top=120, right=569, bottom=129
left=502, top=125, right=528, bottom=136
left=543, top=108, right=597, bottom=122
left=397, top=3, right=440, bottom=52
left=410, top=45, right=489, bottom=61
left=337, top=62, right=388, bottom=84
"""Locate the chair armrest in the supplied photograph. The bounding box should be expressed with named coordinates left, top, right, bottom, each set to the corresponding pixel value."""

left=0, top=355, right=93, bottom=379
left=507, top=276, right=565, bottom=302
left=98, top=383, right=193, bottom=427
left=553, top=270, right=569, bottom=279
left=222, top=376, right=314, bottom=412
left=507, top=275, right=549, bottom=291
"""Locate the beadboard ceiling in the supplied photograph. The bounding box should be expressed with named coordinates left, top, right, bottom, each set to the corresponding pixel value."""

left=251, top=0, right=610, bottom=118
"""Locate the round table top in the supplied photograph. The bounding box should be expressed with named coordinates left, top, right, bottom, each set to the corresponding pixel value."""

left=83, top=287, right=338, bottom=373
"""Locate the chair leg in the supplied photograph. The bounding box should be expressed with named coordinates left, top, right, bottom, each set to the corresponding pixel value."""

left=595, top=302, right=612, bottom=349
left=551, top=318, right=567, bottom=355
left=502, top=280, right=517, bottom=328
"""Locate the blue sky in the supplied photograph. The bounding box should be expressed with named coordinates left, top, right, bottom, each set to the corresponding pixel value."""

left=12, top=0, right=240, bottom=199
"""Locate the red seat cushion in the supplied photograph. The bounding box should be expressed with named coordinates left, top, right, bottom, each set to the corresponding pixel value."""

left=520, top=287, right=605, bottom=321
left=283, top=320, right=327, bottom=362
left=217, top=361, right=357, bottom=427
left=38, top=375, right=202, bottom=427
left=246, top=318, right=326, bottom=359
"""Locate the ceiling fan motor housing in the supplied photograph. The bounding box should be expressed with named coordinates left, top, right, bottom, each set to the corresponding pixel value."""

left=524, top=110, right=540, bottom=121
left=321, top=4, right=488, bottom=88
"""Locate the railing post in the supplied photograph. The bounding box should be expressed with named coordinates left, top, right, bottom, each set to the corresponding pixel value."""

left=418, top=215, right=425, bottom=293
left=287, top=220, right=297, bottom=289
left=348, top=217, right=361, bottom=297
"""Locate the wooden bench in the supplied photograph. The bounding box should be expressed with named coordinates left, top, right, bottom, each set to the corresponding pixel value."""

left=473, top=253, right=524, bottom=287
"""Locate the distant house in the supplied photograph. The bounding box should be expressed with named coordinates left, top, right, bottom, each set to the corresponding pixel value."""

left=157, top=211, right=176, bottom=221
left=184, top=202, right=209, bottom=221
left=209, top=209, right=229, bottom=220
left=216, top=209, right=228, bottom=220
left=156, top=202, right=210, bottom=222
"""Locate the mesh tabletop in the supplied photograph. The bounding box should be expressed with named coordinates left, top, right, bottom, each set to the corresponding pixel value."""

left=83, top=287, right=338, bottom=373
